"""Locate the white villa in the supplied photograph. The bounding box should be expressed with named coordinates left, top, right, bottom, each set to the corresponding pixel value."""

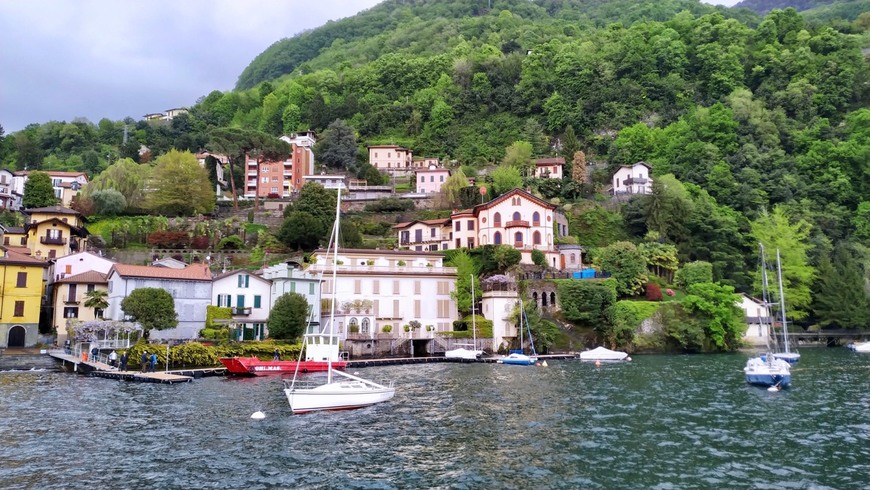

left=737, top=293, right=771, bottom=346
left=307, top=249, right=458, bottom=344
left=612, top=162, right=653, bottom=195
left=212, top=270, right=272, bottom=341
left=261, top=262, right=322, bottom=330
left=534, top=157, right=564, bottom=179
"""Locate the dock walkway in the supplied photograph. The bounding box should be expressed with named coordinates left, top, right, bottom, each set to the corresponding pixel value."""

left=48, top=350, right=226, bottom=383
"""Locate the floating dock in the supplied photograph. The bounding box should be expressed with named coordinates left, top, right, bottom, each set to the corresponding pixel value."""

left=48, top=350, right=226, bottom=384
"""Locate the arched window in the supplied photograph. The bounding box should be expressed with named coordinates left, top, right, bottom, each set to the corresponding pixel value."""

left=532, top=291, right=539, bottom=305
left=361, top=318, right=370, bottom=334
left=514, top=232, right=522, bottom=246
left=532, top=211, right=540, bottom=225
left=349, top=317, right=359, bottom=333
left=550, top=292, right=556, bottom=305
left=494, top=232, right=502, bottom=245
left=512, top=211, right=521, bottom=221
left=493, top=212, right=501, bottom=227
left=542, top=293, right=548, bottom=306
left=570, top=253, right=576, bottom=264
left=533, top=231, right=541, bottom=245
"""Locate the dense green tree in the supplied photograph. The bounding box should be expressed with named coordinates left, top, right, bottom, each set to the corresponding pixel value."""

left=598, top=241, right=648, bottom=297
left=314, top=119, right=357, bottom=170
left=83, top=289, right=109, bottom=318
left=680, top=282, right=744, bottom=351
left=488, top=165, right=523, bottom=196
left=147, top=150, right=215, bottom=216
left=90, top=189, right=127, bottom=216
left=448, top=249, right=480, bottom=316
left=277, top=211, right=327, bottom=251
left=502, top=141, right=534, bottom=176
left=674, top=261, right=714, bottom=290
left=811, top=244, right=870, bottom=329
left=22, top=171, right=57, bottom=208
left=121, top=288, right=177, bottom=339
left=85, top=158, right=150, bottom=211
left=267, top=292, right=310, bottom=340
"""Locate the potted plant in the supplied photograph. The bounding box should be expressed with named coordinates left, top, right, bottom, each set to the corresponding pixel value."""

left=426, top=325, right=434, bottom=332
left=366, top=259, right=375, bottom=266
left=403, top=324, right=411, bottom=332
left=382, top=324, right=392, bottom=334
left=397, top=260, right=406, bottom=267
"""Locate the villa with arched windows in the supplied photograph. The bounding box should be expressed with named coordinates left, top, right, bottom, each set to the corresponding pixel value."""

left=394, top=188, right=565, bottom=268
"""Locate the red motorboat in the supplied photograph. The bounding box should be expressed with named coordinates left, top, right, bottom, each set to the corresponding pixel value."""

left=219, top=356, right=347, bottom=376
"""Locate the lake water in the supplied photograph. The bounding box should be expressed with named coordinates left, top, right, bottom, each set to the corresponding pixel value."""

left=1, top=348, right=869, bottom=489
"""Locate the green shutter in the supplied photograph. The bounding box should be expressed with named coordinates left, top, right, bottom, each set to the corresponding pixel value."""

left=254, top=296, right=261, bottom=308
left=237, top=295, right=245, bottom=308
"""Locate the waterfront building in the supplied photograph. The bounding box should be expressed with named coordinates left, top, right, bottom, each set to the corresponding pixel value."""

left=479, top=276, right=521, bottom=352
left=0, top=249, right=49, bottom=348
left=737, top=293, right=772, bottom=347
left=51, top=271, right=109, bottom=346
left=105, top=263, right=213, bottom=340
left=211, top=270, right=272, bottom=341
left=307, top=249, right=458, bottom=352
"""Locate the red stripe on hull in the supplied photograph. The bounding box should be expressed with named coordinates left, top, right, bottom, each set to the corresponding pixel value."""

left=218, top=357, right=347, bottom=376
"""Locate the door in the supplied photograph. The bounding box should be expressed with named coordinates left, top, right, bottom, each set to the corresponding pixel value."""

left=7, top=325, right=26, bottom=347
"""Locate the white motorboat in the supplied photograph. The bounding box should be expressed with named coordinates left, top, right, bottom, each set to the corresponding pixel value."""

left=445, top=274, right=483, bottom=361
left=283, top=190, right=395, bottom=414
left=497, top=300, right=538, bottom=366
left=579, top=346, right=630, bottom=362
left=847, top=341, right=870, bottom=352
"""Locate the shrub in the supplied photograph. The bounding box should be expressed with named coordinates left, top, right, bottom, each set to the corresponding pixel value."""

left=364, top=197, right=415, bottom=213
left=147, top=231, right=191, bottom=249
left=531, top=249, right=546, bottom=267
left=217, top=235, right=244, bottom=250
left=645, top=283, right=662, bottom=301
left=674, top=261, right=713, bottom=289
left=190, top=236, right=210, bottom=250
left=382, top=325, right=392, bottom=333
left=555, top=279, right=617, bottom=326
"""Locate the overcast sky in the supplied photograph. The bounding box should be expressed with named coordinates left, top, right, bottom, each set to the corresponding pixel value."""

left=0, top=0, right=739, bottom=134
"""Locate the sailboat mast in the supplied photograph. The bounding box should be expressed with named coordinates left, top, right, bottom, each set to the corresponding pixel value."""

left=326, top=189, right=342, bottom=384
left=470, top=274, right=476, bottom=349
left=759, top=243, right=772, bottom=351
left=775, top=249, right=790, bottom=355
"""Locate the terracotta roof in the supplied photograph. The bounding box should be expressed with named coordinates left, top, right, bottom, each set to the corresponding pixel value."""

left=14, top=170, right=87, bottom=178
left=313, top=248, right=445, bottom=257
left=56, top=271, right=108, bottom=284
left=3, top=245, right=31, bottom=255
left=535, top=157, right=565, bottom=165
left=3, top=226, right=26, bottom=234
left=213, top=269, right=271, bottom=284
left=367, top=144, right=405, bottom=149
left=0, top=248, right=47, bottom=267
left=469, top=188, right=556, bottom=214
left=110, top=262, right=212, bottom=281
left=24, top=206, right=80, bottom=215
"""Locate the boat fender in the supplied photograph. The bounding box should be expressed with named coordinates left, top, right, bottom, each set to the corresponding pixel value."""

left=594, top=360, right=601, bottom=368
left=250, top=411, right=266, bottom=419
left=541, top=361, right=548, bottom=367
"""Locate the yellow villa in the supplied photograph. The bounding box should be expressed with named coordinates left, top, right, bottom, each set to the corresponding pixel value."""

left=23, top=206, right=88, bottom=260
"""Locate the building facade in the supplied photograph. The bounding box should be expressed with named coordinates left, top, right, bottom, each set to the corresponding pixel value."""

left=368, top=145, right=413, bottom=172
left=212, top=270, right=272, bottom=341
left=280, top=132, right=316, bottom=193
left=534, top=157, right=564, bottom=179
left=51, top=271, right=109, bottom=345
left=415, top=166, right=451, bottom=194
left=261, top=262, right=322, bottom=329
left=23, top=206, right=89, bottom=260
left=612, top=162, right=653, bottom=195
left=13, top=171, right=88, bottom=207
left=0, top=250, right=48, bottom=348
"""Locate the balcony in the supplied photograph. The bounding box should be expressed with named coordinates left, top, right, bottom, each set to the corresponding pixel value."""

left=504, top=220, right=530, bottom=228
left=232, top=307, right=252, bottom=316
left=40, top=236, right=67, bottom=245
left=400, top=236, right=446, bottom=246
left=623, top=177, right=648, bottom=185
left=64, top=299, right=80, bottom=305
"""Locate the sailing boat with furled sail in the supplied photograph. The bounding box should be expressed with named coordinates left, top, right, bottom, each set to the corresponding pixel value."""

left=445, top=274, right=483, bottom=360
left=283, top=189, right=395, bottom=414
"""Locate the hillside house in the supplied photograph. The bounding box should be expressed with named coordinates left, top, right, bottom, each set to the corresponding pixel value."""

left=13, top=171, right=88, bottom=207
left=368, top=145, right=413, bottom=172
left=612, top=162, right=653, bottom=195
left=415, top=166, right=451, bottom=194
left=0, top=169, right=19, bottom=210
left=280, top=132, right=316, bottom=192
left=212, top=270, right=272, bottom=341
left=261, top=262, right=322, bottom=330
left=23, top=206, right=89, bottom=260
left=534, top=157, right=564, bottom=179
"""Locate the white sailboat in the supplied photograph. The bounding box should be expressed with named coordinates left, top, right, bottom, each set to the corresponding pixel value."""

left=445, top=274, right=483, bottom=361
left=498, top=300, right=538, bottom=366
left=771, top=248, right=800, bottom=364
left=283, top=190, right=395, bottom=414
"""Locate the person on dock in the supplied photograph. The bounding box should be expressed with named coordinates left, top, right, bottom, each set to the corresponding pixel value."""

left=63, top=339, right=71, bottom=354
left=141, top=352, right=149, bottom=373
left=119, top=352, right=128, bottom=372
left=150, top=352, right=157, bottom=372
left=108, top=350, right=118, bottom=368
left=91, top=346, right=98, bottom=363
left=273, top=349, right=280, bottom=361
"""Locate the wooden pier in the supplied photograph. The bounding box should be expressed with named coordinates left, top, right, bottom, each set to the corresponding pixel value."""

left=48, top=350, right=226, bottom=384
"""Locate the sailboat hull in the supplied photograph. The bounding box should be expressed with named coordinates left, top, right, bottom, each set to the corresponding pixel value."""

left=445, top=348, right=483, bottom=360
left=744, top=356, right=791, bottom=387
left=772, top=352, right=800, bottom=364
left=498, top=353, right=537, bottom=365
left=285, top=379, right=395, bottom=414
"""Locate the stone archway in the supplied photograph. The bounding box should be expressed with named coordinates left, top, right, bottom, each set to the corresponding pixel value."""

left=7, top=325, right=26, bottom=347
left=550, top=292, right=556, bottom=306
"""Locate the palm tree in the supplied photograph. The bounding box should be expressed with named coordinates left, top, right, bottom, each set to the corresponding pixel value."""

left=83, top=289, right=109, bottom=318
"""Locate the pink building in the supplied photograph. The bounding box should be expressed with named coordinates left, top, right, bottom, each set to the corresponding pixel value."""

left=415, top=166, right=451, bottom=193
left=534, top=157, right=564, bottom=179
left=368, top=145, right=413, bottom=171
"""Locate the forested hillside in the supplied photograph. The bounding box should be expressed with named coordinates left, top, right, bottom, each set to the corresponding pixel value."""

left=1, top=0, right=869, bottom=330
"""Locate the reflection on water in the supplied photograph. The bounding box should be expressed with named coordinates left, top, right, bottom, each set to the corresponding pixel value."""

left=1, top=348, right=869, bottom=489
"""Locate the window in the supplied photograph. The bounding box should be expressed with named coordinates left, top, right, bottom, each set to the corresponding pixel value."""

left=238, top=275, right=250, bottom=288
left=512, top=211, right=521, bottom=221
left=570, top=253, right=576, bottom=264
left=440, top=175, right=444, bottom=182
left=373, top=280, right=380, bottom=294
left=67, top=284, right=77, bottom=303
left=254, top=296, right=262, bottom=308
left=19, top=237, right=25, bottom=245
left=468, top=220, right=474, bottom=231
left=493, top=212, right=501, bottom=227
left=533, top=211, right=540, bottom=226
left=456, top=238, right=461, bottom=248
left=290, top=282, right=296, bottom=293
left=430, top=176, right=434, bottom=182
left=420, top=176, right=424, bottom=182
left=16, top=272, right=26, bottom=288
left=533, top=231, right=541, bottom=245
left=414, top=281, right=421, bottom=294
left=437, top=300, right=449, bottom=318
left=393, top=280, right=400, bottom=294
left=354, top=279, right=361, bottom=294
left=437, top=281, right=449, bottom=295
left=430, top=228, right=436, bottom=237
left=309, top=283, right=314, bottom=295
left=494, top=232, right=502, bottom=245
left=455, top=221, right=461, bottom=231
left=236, top=295, right=245, bottom=308
left=64, top=307, right=79, bottom=318
left=414, top=300, right=421, bottom=317
left=361, top=318, right=370, bottom=334
left=393, top=299, right=400, bottom=317
left=87, top=284, right=95, bottom=293
left=515, top=232, right=523, bottom=246
left=14, top=301, right=24, bottom=317
left=468, top=237, right=475, bottom=248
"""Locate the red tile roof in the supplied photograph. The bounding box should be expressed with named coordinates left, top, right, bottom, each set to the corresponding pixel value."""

left=392, top=218, right=451, bottom=229
left=110, top=263, right=212, bottom=281
left=0, top=248, right=48, bottom=267
left=536, top=157, right=565, bottom=165
left=56, top=271, right=108, bottom=284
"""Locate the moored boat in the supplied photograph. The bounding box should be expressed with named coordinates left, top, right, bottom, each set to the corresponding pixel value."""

left=579, top=346, right=630, bottom=362
left=847, top=341, right=870, bottom=352
left=445, top=274, right=484, bottom=361
left=219, top=357, right=347, bottom=376
left=744, top=353, right=791, bottom=388
left=497, top=300, right=538, bottom=366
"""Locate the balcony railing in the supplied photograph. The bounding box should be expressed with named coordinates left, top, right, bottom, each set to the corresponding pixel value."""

left=505, top=220, right=530, bottom=228
left=40, top=236, right=67, bottom=245
left=624, top=177, right=649, bottom=185
left=232, top=307, right=252, bottom=316
left=64, top=299, right=80, bottom=305
left=310, top=264, right=458, bottom=275
left=400, top=236, right=446, bottom=246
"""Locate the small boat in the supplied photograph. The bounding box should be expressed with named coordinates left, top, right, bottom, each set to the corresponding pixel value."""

left=498, top=300, right=538, bottom=366
left=220, top=325, right=348, bottom=375
left=744, top=353, right=791, bottom=388
left=284, top=189, right=395, bottom=414
left=768, top=247, right=800, bottom=364
left=579, top=346, right=630, bottom=362
left=847, top=341, right=870, bottom=352
left=445, top=274, right=483, bottom=361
